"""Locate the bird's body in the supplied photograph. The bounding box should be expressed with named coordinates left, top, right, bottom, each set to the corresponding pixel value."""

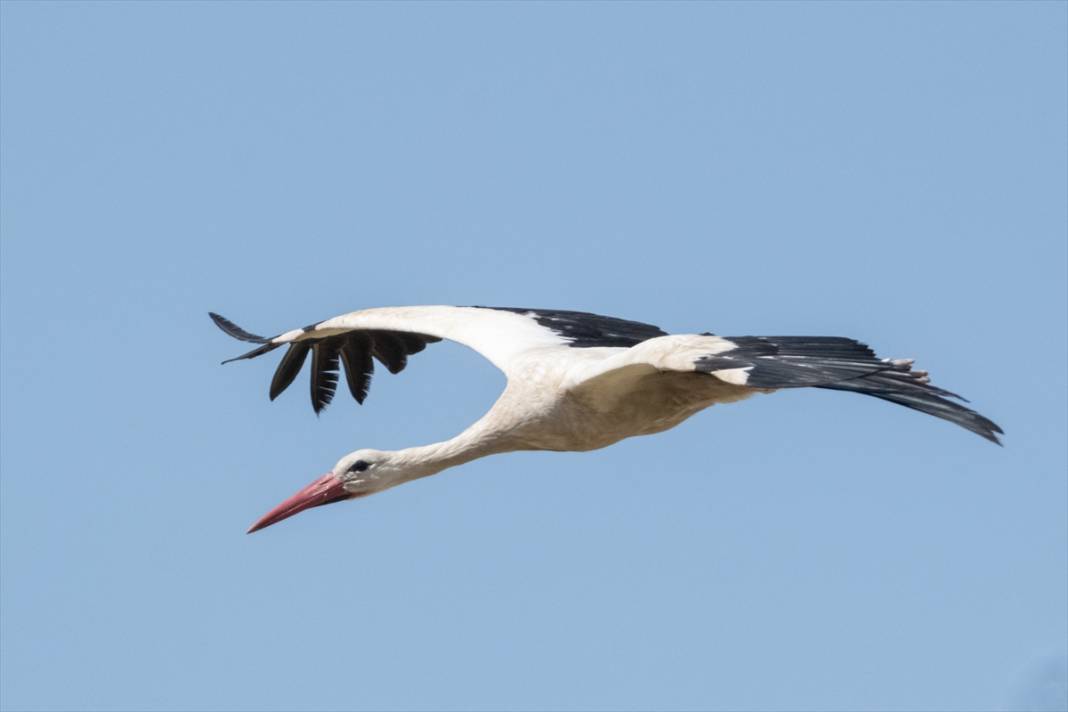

left=211, top=305, right=1001, bottom=532
left=502, top=348, right=754, bottom=452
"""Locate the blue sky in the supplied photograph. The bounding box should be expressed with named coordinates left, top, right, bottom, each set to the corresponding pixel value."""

left=1, top=2, right=1065, bottom=711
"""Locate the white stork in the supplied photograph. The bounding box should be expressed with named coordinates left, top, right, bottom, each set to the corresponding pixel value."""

left=210, top=305, right=1001, bottom=533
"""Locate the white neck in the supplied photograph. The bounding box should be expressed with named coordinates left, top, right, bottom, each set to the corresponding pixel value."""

left=388, top=419, right=518, bottom=484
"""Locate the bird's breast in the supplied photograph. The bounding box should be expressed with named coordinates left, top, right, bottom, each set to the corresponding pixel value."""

left=502, top=373, right=736, bottom=452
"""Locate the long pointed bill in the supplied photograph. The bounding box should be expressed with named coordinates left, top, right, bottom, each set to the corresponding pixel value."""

left=247, top=473, right=349, bottom=534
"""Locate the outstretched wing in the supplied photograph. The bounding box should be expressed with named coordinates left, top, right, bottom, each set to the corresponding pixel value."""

left=698, top=334, right=1003, bottom=444
left=210, top=312, right=441, bottom=413
left=569, top=333, right=1003, bottom=444
left=211, top=305, right=669, bottom=414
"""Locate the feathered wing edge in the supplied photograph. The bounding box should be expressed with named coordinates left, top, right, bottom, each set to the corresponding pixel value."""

left=209, top=312, right=270, bottom=343
left=697, top=336, right=1003, bottom=444
left=209, top=312, right=440, bottom=413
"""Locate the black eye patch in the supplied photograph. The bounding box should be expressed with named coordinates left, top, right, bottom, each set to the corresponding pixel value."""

left=348, top=460, right=370, bottom=473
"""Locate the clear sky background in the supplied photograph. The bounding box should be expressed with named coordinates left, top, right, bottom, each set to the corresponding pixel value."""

left=1, top=2, right=1066, bottom=711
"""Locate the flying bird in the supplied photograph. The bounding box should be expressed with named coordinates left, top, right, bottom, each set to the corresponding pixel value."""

left=210, top=305, right=1001, bottom=533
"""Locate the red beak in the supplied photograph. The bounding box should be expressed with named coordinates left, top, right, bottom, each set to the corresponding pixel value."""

left=247, top=472, right=350, bottom=534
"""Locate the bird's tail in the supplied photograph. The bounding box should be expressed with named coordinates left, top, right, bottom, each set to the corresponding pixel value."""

left=698, top=336, right=1003, bottom=444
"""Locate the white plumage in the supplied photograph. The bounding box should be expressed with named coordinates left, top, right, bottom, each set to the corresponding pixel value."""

left=210, top=305, right=1001, bottom=532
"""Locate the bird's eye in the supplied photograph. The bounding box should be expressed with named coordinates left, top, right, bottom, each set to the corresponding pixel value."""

left=348, top=460, right=370, bottom=473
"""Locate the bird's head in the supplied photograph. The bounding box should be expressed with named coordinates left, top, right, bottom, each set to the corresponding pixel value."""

left=247, top=448, right=401, bottom=533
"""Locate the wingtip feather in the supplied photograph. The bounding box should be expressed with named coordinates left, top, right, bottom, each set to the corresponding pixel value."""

left=209, top=312, right=270, bottom=343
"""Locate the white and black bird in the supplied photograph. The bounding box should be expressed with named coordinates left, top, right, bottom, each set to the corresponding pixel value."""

left=210, top=305, right=1002, bottom=533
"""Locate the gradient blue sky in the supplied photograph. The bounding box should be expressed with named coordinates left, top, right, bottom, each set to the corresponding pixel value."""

left=2, top=2, right=1066, bottom=711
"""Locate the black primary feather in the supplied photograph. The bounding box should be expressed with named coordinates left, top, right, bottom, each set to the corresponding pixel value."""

left=696, top=335, right=1002, bottom=444
left=397, top=332, right=439, bottom=355
left=339, top=333, right=374, bottom=404
left=696, top=336, right=887, bottom=388
left=212, top=311, right=441, bottom=411
left=269, top=342, right=311, bottom=401
left=209, top=312, right=270, bottom=343
left=221, top=341, right=282, bottom=365
left=818, top=373, right=1002, bottom=444
left=310, top=340, right=341, bottom=414
left=371, top=332, right=408, bottom=374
